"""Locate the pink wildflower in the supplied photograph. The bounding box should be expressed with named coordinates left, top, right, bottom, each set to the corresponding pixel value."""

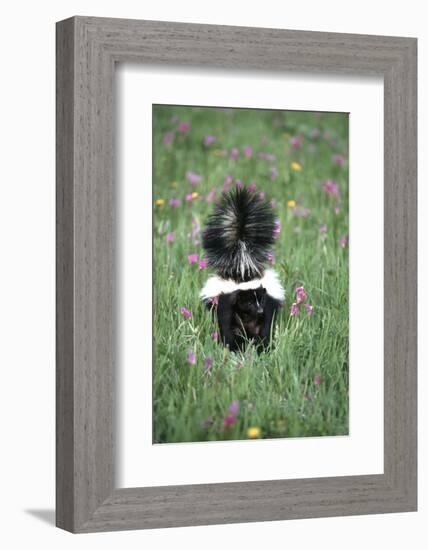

left=178, top=121, right=190, bottom=133
left=304, top=304, right=314, bottom=316
left=203, top=135, right=216, bottom=146
left=290, top=135, right=303, bottom=149
left=243, top=145, right=253, bottom=158
left=206, top=187, right=217, bottom=203
left=267, top=251, right=275, bottom=265
left=295, top=286, right=307, bottom=304
left=163, top=131, right=175, bottom=145
left=223, top=175, right=233, bottom=192
left=319, top=224, right=328, bottom=234
left=211, top=331, right=219, bottom=342
left=180, top=307, right=192, bottom=320
left=339, top=235, right=348, bottom=248
left=290, top=303, right=299, bottom=317
left=187, top=253, right=199, bottom=264
left=229, top=400, right=240, bottom=415
left=273, top=219, right=281, bottom=240
left=230, top=147, right=239, bottom=160
left=209, top=296, right=219, bottom=306
left=259, top=191, right=266, bottom=200
left=332, top=154, right=345, bottom=167
left=271, top=166, right=278, bottom=180
left=323, top=179, right=341, bottom=200
left=186, top=171, right=201, bottom=185
left=204, top=357, right=213, bottom=371
left=187, top=351, right=197, bottom=365
left=270, top=199, right=277, bottom=208
left=314, top=374, right=321, bottom=385
left=223, top=415, right=236, bottom=428
left=247, top=181, right=257, bottom=192
left=198, top=258, right=208, bottom=271
left=235, top=179, right=244, bottom=189
left=166, top=232, right=175, bottom=243
left=169, top=197, right=181, bottom=208
left=335, top=207, right=341, bottom=215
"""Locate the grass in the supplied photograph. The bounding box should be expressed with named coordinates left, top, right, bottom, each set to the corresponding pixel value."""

left=153, top=105, right=349, bottom=443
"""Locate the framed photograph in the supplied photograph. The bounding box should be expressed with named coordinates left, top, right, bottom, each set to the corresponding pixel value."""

left=56, top=16, right=417, bottom=532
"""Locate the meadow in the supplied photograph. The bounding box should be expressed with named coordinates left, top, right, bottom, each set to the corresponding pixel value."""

left=152, top=105, right=349, bottom=443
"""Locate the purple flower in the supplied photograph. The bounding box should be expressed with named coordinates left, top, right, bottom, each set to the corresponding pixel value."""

left=223, top=415, right=236, bottom=428
left=339, top=235, right=348, bottom=248
left=230, top=147, right=239, bottom=160
left=223, top=175, right=233, bottom=192
left=243, top=145, right=253, bottom=158
left=203, top=135, right=216, bottom=146
left=332, top=154, right=345, bottom=167
left=270, top=166, right=278, bottom=180
left=323, top=179, right=341, bottom=200
left=166, top=232, right=175, bottom=243
left=319, top=224, right=328, bottom=234
left=178, top=121, right=190, bottom=134
left=186, top=171, right=201, bottom=185
left=258, top=152, right=276, bottom=161
left=198, top=258, right=208, bottom=271
left=295, top=286, right=307, bottom=304
left=187, top=350, right=197, bottom=365
left=247, top=181, right=257, bottom=192
left=185, top=192, right=198, bottom=202
left=229, top=400, right=240, bottom=415
left=290, top=135, right=303, bottom=149
left=206, top=187, right=217, bottom=203
left=235, top=179, right=244, bottom=189
left=273, top=219, right=281, bottom=240
left=180, top=307, right=192, bottom=320
left=259, top=191, right=266, bottom=200
left=163, top=131, right=175, bottom=145
left=314, top=374, right=321, bottom=385
left=267, top=251, right=275, bottom=265
left=204, top=357, right=213, bottom=371
left=335, top=207, right=341, bottom=215
left=169, top=197, right=181, bottom=208
left=209, top=296, right=219, bottom=306
left=211, top=331, right=219, bottom=342
left=187, top=253, right=199, bottom=264
left=290, top=303, right=299, bottom=317
left=304, top=304, right=314, bottom=316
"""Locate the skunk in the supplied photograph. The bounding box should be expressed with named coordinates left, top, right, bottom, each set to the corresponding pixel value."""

left=200, top=187, right=284, bottom=352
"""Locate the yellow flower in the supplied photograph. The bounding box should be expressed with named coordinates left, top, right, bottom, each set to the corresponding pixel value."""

left=291, top=162, right=302, bottom=171
left=287, top=200, right=297, bottom=209
left=246, top=426, right=261, bottom=439
left=191, top=192, right=199, bottom=199
left=155, top=199, right=165, bottom=206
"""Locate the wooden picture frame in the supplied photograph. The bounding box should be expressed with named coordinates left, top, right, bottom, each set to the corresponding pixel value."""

left=56, top=16, right=417, bottom=533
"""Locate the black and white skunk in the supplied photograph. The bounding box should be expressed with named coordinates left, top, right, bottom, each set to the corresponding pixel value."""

left=200, top=187, right=285, bottom=352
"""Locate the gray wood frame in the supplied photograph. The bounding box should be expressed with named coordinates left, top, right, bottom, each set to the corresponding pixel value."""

left=56, top=16, right=417, bottom=533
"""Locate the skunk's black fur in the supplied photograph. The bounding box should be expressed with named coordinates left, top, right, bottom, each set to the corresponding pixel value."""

left=202, top=187, right=276, bottom=283
left=201, top=188, right=282, bottom=353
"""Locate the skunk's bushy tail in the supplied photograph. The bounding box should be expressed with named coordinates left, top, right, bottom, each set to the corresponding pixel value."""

left=202, top=187, right=276, bottom=282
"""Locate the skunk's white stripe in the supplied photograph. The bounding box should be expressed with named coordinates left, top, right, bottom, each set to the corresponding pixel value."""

left=200, top=268, right=285, bottom=303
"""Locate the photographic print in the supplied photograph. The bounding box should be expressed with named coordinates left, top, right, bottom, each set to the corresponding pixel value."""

left=153, top=105, right=349, bottom=444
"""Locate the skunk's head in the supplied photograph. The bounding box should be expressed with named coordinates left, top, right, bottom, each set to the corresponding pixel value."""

left=235, top=287, right=267, bottom=317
